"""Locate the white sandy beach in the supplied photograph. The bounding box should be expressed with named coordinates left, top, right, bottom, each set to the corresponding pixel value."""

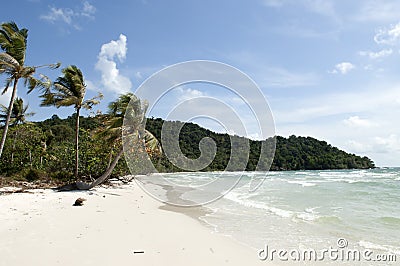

left=0, top=183, right=265, bottom=266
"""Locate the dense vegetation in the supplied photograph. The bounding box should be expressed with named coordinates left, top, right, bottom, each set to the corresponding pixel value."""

left=0, top=21, right=375, bottom=185
left=146, top=118, right=375, bottom=171
left=0, top=114, right=119, bottom=182
left=0, top=115, right=375, bottom=182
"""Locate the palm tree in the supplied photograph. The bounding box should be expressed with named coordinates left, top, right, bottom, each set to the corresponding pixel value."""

left=59, top=93, right=161, bottom=190
left=0, top=97, right=34, bottom=163
left=0, top=97, right=34, bottom=126
left=0, top=21, right=59, bottom=159
left=41, top=65, right=102, bottom=180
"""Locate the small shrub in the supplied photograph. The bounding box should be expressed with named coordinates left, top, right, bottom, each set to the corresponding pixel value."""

left=51, top=171, right=73, bottom=182
left=23, top=169, right=47, bottom=182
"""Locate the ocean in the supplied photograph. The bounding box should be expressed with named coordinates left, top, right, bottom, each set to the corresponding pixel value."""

left=144, top=168, right=400, bottom=264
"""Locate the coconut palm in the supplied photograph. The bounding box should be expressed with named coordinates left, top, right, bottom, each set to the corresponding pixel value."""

left=0, top=97, right=34, bottom=126
left=0, top=97, right=34, bottom=163
left=0, top=21, right=59, bottom=159
left=40, top=65, right=103, bottom=180
left=59, top=93, right=161, bottom=191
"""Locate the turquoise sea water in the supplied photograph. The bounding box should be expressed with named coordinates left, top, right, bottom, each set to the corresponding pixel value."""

left=159, top=168, right=400, bottom=262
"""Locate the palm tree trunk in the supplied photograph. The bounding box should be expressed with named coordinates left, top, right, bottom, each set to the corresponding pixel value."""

left=74, top=107, right=80, bottom=180
left=89, top=147, right=124, bottom=188
left=0, top=78, right=18, bottom=159
left=29, top=150, right=32, bottom=168
left=107, top=145, right=114, bottom=168
left=73, top=147, right=124, bottom=190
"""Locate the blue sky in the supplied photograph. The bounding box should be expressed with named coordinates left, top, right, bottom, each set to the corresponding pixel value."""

left=1, top=0, right=400, bottom=166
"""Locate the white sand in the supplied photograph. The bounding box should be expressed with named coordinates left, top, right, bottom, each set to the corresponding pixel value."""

left=0, top=184, right=266, bottom=266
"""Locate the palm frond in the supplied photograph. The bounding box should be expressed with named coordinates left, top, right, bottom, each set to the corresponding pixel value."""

left=54, top=96, right=80, bottom=108
left=0, top=22, right=27, bottom=63
left=40, top=64, right=103, bottom=116
left=35, top=62, right=61, bottom=70
left=107, top=93, right=135, bottom=116
left=99, top=93, right=162, bottom=156
left=53, top=83, right=75, bottom=96
left=0, top=30, right=11, bottom=46
left=20, top=66, right=35, bottom=78
left=1, top=22, right=26, bottom=39
left=144, top=130, right=161, bottom=154
left=50, top=62, right=61, bottom=69
left=27, top=74, right=52, bottom=94
left=40, top=93, right=55, bottom=107
left=0, top=97, right=34, bottom=126
left=2, top=77, right=13, bottom=95
left=0, top=52, right=20, bottom=70
left=82, top=92, right=103, bottom=110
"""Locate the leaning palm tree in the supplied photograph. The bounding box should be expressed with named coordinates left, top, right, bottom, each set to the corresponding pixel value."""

left=41, top=65, right=102, bottom=180
left=0, top=21, right=60, bottom=158
left=0, top=97, right=35, bottom=163
left=58, top=93, right=161, bottom=191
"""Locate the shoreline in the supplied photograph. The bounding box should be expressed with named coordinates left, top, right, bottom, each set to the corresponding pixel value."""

left=0, top=182, right=266, bottom=266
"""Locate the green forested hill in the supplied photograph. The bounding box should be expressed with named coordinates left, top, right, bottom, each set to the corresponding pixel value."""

left=0, top=115, right=375, bottom=181
left=145, top=118, right=375, bottom=172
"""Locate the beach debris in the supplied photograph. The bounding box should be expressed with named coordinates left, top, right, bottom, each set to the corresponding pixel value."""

left=133, top=250, right=144, bottom=254
left=0, top=187, right=29, bottom=194
left=73, top=197, right=87, bottom=206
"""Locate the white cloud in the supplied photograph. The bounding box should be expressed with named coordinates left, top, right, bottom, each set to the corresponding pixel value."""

left=261, top=67, right=319, bottom=87
left=355, top=1, right=400, bottom=23
left=95, top=34, right=132, bottom=94
left=330, top=62, right=355, bottom=74
left=373, top=134, right=400, bottom=153
left=81, top=1, right=96, bottom=18
left=135, top=71, right=143, bottom=79
left=346, top=140, right=372, bottom=154
left=40, top=1, right=96, bottom=29
left=363, top=64, right=373, bottom=71
left=128, top=65, right=164, bottom=82
left=362, top=64, right=385, bottom=74
left=0, top=89, right=13, bottom=107
left=230, top=96, right=246, bottom=105
left=177, top=87, right=205, bottom=101
left=224, top=51, right=319, bottom=88
left=273, top=82, right=400, bottom=165
left=346, top=134, right=400, bottom=155
left=345, top=135, right=400, bottom=166
left=99, top=34, right=127, bottom=61
left=262, top=0, right=337, bottom=18
left=248, top=132, right=264, bottom=140
left=274, top=84, right=400, bottom=124
left=359, top=49, right=393, bottom=59
left=303, top=0, right=336, bottom=18
left=85, top=79, right=97, bottom=91
left=40, top=7, right=74, bottom=25
left=374, top=22, right=400, bottom=45
left=263, top=0, right=285, bottom=7
left=343, top=116, right=375, bottom=128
